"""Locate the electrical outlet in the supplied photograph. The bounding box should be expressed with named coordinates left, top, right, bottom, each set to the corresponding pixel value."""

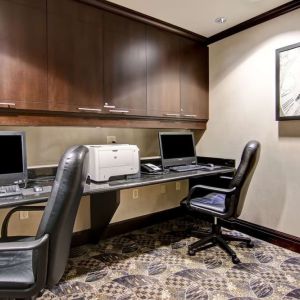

left=132, top=189, right=139, bottom=199
left=107, top=136, right=117, bottom=144
left=176, top=181, right=181, bottom=191
left=20, top=211, right=29, bottom=220
left=160, top=184, right=166, bottom=194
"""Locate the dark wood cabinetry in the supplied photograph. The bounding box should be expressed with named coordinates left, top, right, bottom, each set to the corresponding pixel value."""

left=0, top=0, right=208, bottom=128
left=103, top=12, right=147, bottom=116
left=146, top=27, right=181, bottom=117
left=180, top=38, right=208, bottom=120
left=47, top=0, right=104, bottom=113
left=146, top=28, right=208, bottom=120
left=0, top=0, right=47, bottom=110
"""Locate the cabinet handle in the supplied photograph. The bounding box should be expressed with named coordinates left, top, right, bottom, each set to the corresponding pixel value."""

left=164, top=113, right=180, bottom=117
left=0, top=102, right=16, bottom=108
left=182, top=114, right=197, bottom=118
left=104, top=103, right=116, bottom=109
left=78, top=107, right=102, bottom=112
left=109, top=109, right=129, bottom=113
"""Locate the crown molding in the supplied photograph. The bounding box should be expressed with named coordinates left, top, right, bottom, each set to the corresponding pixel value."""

left=207, top=1, right=300, bottom=45
left=76, top=0, right=208, bottom=44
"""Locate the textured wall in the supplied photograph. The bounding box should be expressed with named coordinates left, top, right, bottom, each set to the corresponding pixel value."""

left=197, top=9, right=300, bottom=237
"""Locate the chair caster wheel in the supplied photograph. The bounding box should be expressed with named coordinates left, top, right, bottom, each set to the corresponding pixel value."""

left=247, top=241, right=254, bottom=248
left=232, top=256, right=240, bottom=264
left=188, top=249, right=196, bottom=256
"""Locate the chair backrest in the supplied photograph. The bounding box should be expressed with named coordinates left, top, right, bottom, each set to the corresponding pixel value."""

left=36, top=145, right=89, bottom=287
left=228, top=140, right=260, bottom=218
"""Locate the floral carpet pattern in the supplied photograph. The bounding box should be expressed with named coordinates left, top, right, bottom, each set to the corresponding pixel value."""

left=40, top=217, right=300, bottom=299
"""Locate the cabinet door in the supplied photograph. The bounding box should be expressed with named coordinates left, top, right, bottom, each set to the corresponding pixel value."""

left=180, top=38, right=208, bottom=120
left=48, top=0, right=104, bottom=113
left=103, top=12, right=147, bottom=116
left=0, top=0, right=47, bottom=110
left=146, top=27, right=181, bottom=117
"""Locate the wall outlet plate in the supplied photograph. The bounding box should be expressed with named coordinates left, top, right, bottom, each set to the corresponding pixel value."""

left=107, top=136, right=117, bottom=144
left=160, top=184, right=166, bottom=194
left=132, top=189, right=139, bottom=199
left=20, top=211, right=29, bottom=220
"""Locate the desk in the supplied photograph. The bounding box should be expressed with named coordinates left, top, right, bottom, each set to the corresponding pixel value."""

left=0, top=167, right=234, bottom=242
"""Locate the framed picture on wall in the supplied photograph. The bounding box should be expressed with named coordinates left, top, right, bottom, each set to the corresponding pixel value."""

left=276, top=42, right=300, bottom=120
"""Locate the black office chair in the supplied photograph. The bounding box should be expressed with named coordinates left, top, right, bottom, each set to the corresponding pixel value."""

left=181, top=140, right=260, bottom=264
left=0, top=145, right=89, bottom=299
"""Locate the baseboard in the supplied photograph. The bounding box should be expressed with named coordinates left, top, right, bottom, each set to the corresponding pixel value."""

left=71, top=207, right=182, bottom=247
left=71, top=208, right=300, bottom=254
left=103, top=207, right=183, bottom=238
left=220, top=218, right=300, bottom=253
left=71, top=229, right=93, bottom=247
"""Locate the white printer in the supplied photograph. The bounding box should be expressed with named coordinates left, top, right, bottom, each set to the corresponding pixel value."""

left=86, top=144, right=140, bottom=182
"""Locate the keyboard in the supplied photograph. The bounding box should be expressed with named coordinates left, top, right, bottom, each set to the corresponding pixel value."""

left=0, top=184, right=22, bottom=197
left=169, top=164, right=214, bottom=172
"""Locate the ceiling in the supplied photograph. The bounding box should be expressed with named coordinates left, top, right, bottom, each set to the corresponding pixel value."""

left=106, top=0, right=291, bottom=37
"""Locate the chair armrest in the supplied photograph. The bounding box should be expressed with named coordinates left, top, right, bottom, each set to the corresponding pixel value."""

left=187, top=184, right=236, bottom=203
left=1, top=206, right=45, bottom=238
left=190, top=184, right=236, bottom=194
left=219, top=176, right=233, bottom=180
left=0, top=234, right=49, bottom=295
left=0, top=234, right=49, bottom=252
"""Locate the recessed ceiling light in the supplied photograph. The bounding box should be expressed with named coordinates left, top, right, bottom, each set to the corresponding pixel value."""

left=215, top=17, right=227, bottom=24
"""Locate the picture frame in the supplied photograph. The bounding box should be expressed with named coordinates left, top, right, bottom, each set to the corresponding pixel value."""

left=276, top=42, right=300, bottom=120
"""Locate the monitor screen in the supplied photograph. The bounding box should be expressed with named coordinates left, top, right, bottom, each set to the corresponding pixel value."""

left=0, top=132, right=27, bottom=185
left=159, top=132, right=196, bottom=168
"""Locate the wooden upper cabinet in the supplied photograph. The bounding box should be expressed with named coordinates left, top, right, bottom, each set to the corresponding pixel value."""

left=47, top=0, right=104, bottom=113
left=146, top=27, right=181, bottom=117
left=103, top=12, right=147, bottom=116
left=179, top=37, right=208, bottom=120
left=0, top=0, right=47, bottom=110
left=0, top=0, right=208, bottom=128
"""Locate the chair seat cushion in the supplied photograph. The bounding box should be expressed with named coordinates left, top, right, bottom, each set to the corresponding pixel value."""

left=0, top=237, right=35, bottom=289
left=190, top=193, right=226, bottom=213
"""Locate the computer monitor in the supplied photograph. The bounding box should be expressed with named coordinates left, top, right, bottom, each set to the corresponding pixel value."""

left=0, top=131, right=27, bottom=186
left=159, top=132, right=197, bottom=168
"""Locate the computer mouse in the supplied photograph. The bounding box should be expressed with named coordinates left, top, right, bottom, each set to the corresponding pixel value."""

left=33, top=186, right=43, bottom=193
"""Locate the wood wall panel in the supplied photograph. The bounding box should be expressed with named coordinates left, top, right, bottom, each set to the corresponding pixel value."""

left=103, top=12, right=147, bottom=116
left=0, top=0, right=47, bottom=108
left=47, top=0, right=104, bottom=112
left=180, top=37, right=208, bottom=120
left=146, top=27, right=181, bottom=117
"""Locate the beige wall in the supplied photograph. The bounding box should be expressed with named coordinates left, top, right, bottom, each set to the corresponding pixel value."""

left=1, top=126, right=161, bottom=166
left=197, top=9, right=300, bottom=237
left=0, top=126, right=188, bottom=235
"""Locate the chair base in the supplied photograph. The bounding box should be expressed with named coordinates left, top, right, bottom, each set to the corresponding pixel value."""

left=187, top=224, right=254, bottom=264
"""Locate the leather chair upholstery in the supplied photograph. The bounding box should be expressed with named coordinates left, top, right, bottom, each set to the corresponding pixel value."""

left=181, top=141, right=260, bottom=263
left=0, top=145, right=89, bottom=299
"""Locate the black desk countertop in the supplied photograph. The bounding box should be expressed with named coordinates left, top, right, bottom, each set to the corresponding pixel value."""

left=0, top=190, right=49, bottom=209
left=85, top=166, right=234, bottom=194
left=0, top=166, right=235, bottom=209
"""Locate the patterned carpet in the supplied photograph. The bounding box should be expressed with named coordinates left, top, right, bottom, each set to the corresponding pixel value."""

left=40, top=217, right=300, bottom=299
